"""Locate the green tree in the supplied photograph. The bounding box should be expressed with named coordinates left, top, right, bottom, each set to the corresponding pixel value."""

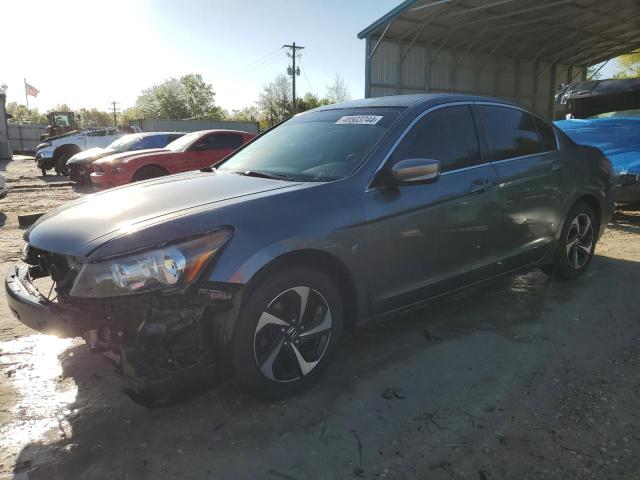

left=297, top=92, right=330, bottom=112
left=325, top=74, right=351, bottom=104
left=77, top=108, right=113, bottom=127
left=6, top=102, right=47, bottom=124
left=612, top=50, right=640, bottom=79
left=132, top=74, right=223, bottom=120
left=258, top=73, right=292, bottom=127
left=51, top=103, right=72, bottom=112
left=227, top=105, right=261, bottom=123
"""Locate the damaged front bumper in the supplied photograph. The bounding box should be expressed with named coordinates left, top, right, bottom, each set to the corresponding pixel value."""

left=5, top=263, right=243, bottom=405
left=6, top=264, right=81, bottom=337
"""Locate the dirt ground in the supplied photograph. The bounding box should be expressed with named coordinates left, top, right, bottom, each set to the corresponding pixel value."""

left=1, top=156, right=639, bottom=480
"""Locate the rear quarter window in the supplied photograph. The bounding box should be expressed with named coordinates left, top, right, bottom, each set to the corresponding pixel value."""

left=534, top=117, right=558, bottom=152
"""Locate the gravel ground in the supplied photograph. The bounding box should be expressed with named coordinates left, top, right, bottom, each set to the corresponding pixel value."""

left=1, top=156, right=639, bottom=480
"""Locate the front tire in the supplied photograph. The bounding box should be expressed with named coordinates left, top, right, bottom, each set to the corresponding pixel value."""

left=56, top=151, right=76, bottom=176
left=544, top=202, right=597, bottom=280
left=231, top=267, right=343, bottom=399
left=133, top=165, right=167, bottom=182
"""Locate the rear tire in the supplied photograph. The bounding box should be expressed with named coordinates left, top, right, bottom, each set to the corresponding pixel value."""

left=133, top=165, right=167, bottom=182
left=231, top=267, right=343, bottom=399
left=544, top=202, right=597, bottom=280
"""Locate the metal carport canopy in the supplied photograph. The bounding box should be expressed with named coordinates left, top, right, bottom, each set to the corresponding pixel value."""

left=359, top=0, right=640, bottom=69
left=358, top=0, right=640, bottom=117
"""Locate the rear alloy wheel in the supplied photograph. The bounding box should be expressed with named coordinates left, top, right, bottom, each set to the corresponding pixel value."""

left=544, top=202, right=596, bottom=279
left=232, top=267, right=343, bottom=399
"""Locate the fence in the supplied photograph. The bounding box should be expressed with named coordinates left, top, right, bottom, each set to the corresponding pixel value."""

left=134, top=119, right=260, bottom=135
left=8, top=123, right=47, bottom=154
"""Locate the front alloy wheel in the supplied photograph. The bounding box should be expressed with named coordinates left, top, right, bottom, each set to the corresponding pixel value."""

left=254, top=286, right=332, bottom=382
left=232, top=267, right=343, bottom=398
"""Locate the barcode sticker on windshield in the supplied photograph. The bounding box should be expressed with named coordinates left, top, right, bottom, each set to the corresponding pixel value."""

left=335, top=115, right=383, bottom=125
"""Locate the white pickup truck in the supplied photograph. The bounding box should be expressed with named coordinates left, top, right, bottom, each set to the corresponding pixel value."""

left=35, top=126, right=141, bottom=176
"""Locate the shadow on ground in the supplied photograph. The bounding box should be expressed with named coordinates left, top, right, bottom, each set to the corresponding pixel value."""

left=609, top=208, right=640, bottom=234
left=10, top=252, right=623, bottom=479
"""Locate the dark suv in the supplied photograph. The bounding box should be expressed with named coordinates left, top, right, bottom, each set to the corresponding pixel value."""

left=6, top=94, right=614, bottom=401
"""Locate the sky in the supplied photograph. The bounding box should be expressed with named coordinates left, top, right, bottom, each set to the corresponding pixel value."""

left=2, top=0, right=399, bottom=113
left=2, top=0, right=624, bottom=115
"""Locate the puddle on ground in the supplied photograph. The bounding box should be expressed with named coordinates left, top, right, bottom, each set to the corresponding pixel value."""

left=0, top=334, right=80, bottom=465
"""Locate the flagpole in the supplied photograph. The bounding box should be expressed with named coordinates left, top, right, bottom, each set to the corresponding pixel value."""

left=24, top=78, right=29, bottom=110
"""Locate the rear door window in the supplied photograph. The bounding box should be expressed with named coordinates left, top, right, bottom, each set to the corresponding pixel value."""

left=203, top=133, right=244, bottom=150
left=476, top=106, right=544, bottom=161
left=138, top=135, right=168, bottom=149
left=391, top=105, right=481, bottom=173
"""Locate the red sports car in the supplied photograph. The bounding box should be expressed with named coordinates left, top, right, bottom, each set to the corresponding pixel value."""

left=90, top=129, right=255, bottom=188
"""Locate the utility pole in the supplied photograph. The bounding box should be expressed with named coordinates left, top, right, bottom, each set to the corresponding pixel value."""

left=283, top=42, right=304, bottom=114
left=110, top=101, right=118, bottom=127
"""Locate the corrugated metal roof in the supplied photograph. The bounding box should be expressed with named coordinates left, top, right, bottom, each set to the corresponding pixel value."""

left=358, top=0, right=640, bottom=66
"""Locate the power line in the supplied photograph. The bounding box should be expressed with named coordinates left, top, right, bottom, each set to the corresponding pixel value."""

left=301, top=66, right=314, bottom=95
left=247, top=49, right=285, bottom=70
left=253, top=51, right=287, bottom=71
left=248, top=48, right=282, bottom=65
left=252, top=51, right=283, bottom=68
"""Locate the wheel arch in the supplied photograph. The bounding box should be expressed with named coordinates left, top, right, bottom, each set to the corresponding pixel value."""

left=133, top=163, right=169, bottom=180
left=245, top=249, right=360, bottom=330
left=52, top=143, right=81, bottom=161
left=574, top=193, right=603, bottom=235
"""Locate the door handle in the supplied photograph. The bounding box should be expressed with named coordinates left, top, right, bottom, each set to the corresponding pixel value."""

left=551, top=158, right=561, bottom=171
left=469, top=178, right=494, bottom=194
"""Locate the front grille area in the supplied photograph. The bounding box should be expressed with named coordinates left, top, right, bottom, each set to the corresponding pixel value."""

left=22, top=244, right=80, bottom=299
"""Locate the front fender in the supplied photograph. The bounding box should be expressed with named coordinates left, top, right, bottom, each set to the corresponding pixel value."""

left=206, top=231, right=370, bottom=323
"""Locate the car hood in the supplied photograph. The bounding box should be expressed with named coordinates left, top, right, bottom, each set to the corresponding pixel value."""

left=26, top=171, right=302, bottom=258
left=93, top=148, right=169, bottom=165
left=67, top=147, right=110, bottom=165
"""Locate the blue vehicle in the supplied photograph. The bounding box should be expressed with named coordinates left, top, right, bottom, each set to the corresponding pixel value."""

left=555, top=78, right=640, bottom=203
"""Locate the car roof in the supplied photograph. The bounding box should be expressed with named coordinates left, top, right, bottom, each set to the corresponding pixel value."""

left=187, top=129, right=254, bottom=135
left=136, top=131, right=186, bottom=137
left=310, top=94, right=519, bottom=112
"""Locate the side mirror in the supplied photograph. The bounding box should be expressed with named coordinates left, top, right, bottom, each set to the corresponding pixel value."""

left=390, top=158, right=441, bottom=185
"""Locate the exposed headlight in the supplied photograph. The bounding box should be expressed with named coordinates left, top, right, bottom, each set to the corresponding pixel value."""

left=69, top=229, right=232, bottom=298
left=36, top=142, right=52, bottom=150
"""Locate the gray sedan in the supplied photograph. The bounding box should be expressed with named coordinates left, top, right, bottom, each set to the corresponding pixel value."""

left=6, top=94, right=614, bottom=402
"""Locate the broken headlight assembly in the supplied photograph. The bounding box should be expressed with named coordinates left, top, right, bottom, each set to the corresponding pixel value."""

left=69, top=228, right=232, bottom=298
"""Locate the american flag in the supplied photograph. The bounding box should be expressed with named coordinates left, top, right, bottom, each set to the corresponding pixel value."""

left=24, top=81, right=39, bottom=97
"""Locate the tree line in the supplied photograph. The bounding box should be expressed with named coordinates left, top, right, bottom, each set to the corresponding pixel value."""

left=6, top=73, right=351, bottom=131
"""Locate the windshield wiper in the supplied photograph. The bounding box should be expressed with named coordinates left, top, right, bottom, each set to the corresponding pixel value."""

left=236, top=170, right=291, bottom=180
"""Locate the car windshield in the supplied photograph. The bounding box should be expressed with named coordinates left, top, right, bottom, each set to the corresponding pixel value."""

left=165, top=131, right=201, bottom=152
left=106, top=134, right=143, bottom=153
left=217, top=107, right=404, bottom=181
